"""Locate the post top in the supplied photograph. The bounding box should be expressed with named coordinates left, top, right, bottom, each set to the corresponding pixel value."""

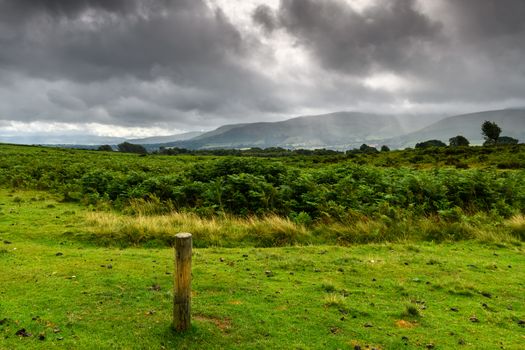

left=175, top=232, right=192, bottom=239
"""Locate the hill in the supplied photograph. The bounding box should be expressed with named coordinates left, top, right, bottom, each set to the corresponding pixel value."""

left=391, top=108, right=525, bottom=148
left=165, top=112, right=434, bottom=150
left=126, top=131, right=204, bottom=145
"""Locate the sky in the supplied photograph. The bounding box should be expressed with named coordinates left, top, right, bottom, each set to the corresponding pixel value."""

left=0, top=0, right=524, bottom=142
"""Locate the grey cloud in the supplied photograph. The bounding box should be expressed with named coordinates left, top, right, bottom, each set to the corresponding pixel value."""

left=1, top=0, right=525, bottom=138
left=47, top=90, right=86, bottom=111
left=0, top=0, right=291, bottom=127
left=0, top=0, right=244, bottom=82
left=253, top=4, right=277, bottom=33
left=443, top=0, right=525, bottom=38
left=258, top=0, right=442, bottom=75
left=254, top=0, right=525, bottom=106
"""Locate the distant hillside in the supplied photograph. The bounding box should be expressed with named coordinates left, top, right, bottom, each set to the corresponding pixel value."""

left=391, top=109, right=525, bottom=148
left=0, top=133, right=125, bottom=145
left=166, top=112, right=432, bottom=150
left=126, top=131, right=204, bottom=144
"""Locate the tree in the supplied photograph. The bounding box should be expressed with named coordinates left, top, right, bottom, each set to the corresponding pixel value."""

left=97, top=144, right=113, bottom=152
left=359, top=144, right=378, bottom=153
left=380, top=145, right=390, bottom=152
left=497, top=136, right=518, bottom=145
left=449, top=135, right=470, bottom=147
left=415, top=139, right=446, bottom=148
left=481, top=121, right=501, bottom=145
left=117, top=142, right=147, bottom=154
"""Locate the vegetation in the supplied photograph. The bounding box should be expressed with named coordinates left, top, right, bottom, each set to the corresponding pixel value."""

left=1, top=140, right=524, bottom=349
left=1, top=144, right=525, bottom=227
left=415, top=140, right=447, bottom=148
left=449, top=135, right=470, bottom=147
left=498, top=136, right=519, bottom=145
left=359, top=144, right=378, bottom=153
left=481, top=120, right=502, bottom=145
left=0, top=189, right=523, bottom=349
left=97, top=144, right=113, bottom=152
left=117, top=142, right=147, bottom=154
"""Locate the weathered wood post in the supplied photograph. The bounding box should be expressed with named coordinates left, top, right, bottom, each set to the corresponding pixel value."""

left=174, top=232, right=192, bottom=332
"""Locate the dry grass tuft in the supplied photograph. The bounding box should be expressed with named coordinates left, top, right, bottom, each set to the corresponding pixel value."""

left=505, top=215, right=525, bottom=240
left=84, top=211, right=310, bottom=247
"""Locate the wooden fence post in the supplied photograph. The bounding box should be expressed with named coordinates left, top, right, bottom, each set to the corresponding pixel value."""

left=174, top=232, right=192, bottom=332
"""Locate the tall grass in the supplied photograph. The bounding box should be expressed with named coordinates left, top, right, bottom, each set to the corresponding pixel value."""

left=505, top=214, right=525, bottom=240
left=82, top=209, right=523, bottom=248
left=84, top=211, right=310, bottom=247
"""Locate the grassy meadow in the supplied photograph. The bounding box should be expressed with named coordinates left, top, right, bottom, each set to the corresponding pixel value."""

left=1, top=144, right=524, bottom=349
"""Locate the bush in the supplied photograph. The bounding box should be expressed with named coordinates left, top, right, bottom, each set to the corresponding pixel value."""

left=415, top=140, right=446, bottom=148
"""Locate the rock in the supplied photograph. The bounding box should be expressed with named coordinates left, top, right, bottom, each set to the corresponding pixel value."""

left=265, top=270, right=274, bottom=277
left=469, top=315, right=479, bottom=323
left=3, top=240, right=11, bottom=244
left=354, top=346, right=362, bottom=350
left=55, top=252, right=63, bottom=256
left=107, top=264, right=113, bottom=269
left=518, top=319, right=525, bottom=325
left=426, top=344, right=435, bottom=349
left=219, top=257, right=224, bottom=262
left=149, top=284, right=161, bottom=291
left=364, top=322, right=373, bottom=328
left=38, top=333, right=46, bottom=341
left=481, top=291, right=492, bottom=298
left=15, top=329, right=32, bottom=337
left=450, top=307, right=459, bottom=312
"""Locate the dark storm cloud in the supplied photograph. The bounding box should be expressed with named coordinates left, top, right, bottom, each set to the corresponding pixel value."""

left=443, top=0, right=525, bottom=38
left=409, top=0, right=525, bottom=104
left=254, top=0, right=442, bottom=75
left=1, top=0, right=134, bottom=19
left=1, top=0, right=525, bottom=137
left=0, top=0, right=287, bottom=127
left=253, top=4, right=277, bottom=33
left=254, top=0, right=525, bottom=107
left=0, top=0, right=243, bottom=82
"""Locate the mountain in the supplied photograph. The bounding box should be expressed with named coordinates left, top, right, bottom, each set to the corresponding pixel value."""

left=166, top=112, right=437, bottom=150
left=390, top=108, right=525, bottom=148
left=0, top=133, right=125, bottom=145
left=126, top=131, right=204, bottom=144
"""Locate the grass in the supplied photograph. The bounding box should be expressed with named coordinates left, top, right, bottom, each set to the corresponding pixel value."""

left=82, top=208, right=523, bottom=248
left=0, top=189, right=524, bottom=349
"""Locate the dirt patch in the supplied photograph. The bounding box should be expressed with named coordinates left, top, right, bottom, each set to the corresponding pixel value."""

left=395, top=320, right=417, bottom=328
left=194, top=315, right=232, bottom=332
left=227, top=300, right=243, bottom=305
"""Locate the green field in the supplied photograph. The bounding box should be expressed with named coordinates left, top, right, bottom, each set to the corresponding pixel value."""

left=1, top=144, right=524, bottom=349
